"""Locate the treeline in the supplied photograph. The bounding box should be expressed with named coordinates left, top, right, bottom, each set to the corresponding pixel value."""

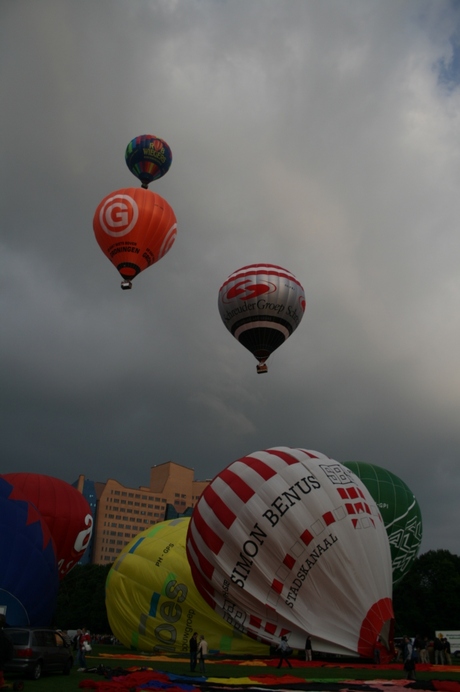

left=393, top=549, right=460, bottom=637
left=53, top=549, right=460, bottom=639
left=53, top=563, right=112, bottom=634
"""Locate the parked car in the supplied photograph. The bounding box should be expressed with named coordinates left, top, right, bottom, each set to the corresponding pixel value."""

left=3, top=628, right=73, bottom=680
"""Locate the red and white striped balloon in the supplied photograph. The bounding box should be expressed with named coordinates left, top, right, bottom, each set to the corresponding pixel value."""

left=186, top=447, right=394, bottom=658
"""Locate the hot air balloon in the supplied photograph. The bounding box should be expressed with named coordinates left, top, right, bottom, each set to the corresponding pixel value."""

left=3, top=473, right=93, bottom=579
left=186, top=447, right=394, bottom=659
left=343, top=462, right=422, bottom=585
left=218, top=264, right=305, bottom=373
left=0, top=476, right=59, bottom=626
left=93, top=187, right=177, bottom=289
left=125, top=135, right=172, bottom=188
left=105, top=518, right=268, bottom=655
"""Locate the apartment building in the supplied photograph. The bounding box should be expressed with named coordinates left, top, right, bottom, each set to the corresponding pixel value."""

left=74, top=461, right=210, bottom=565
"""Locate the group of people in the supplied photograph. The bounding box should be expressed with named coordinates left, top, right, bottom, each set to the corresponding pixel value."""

left=401, top=634, right=454, bottom=680
left=189, top=632, right=208, bottom=673
left=189, top=632, right=314, bottom=671
left=398, top=634, right=453, bottom=670
left=432, top=635, right=453, bottom=665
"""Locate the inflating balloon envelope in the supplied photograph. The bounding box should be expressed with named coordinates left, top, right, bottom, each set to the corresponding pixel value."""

left=343, top=462, right=422, bottom=585
left=218, top=264, right=305, bottom=373
left=105, top=518, right=268, bottom=655
left=0, top=476, right=59, bottom=626
left=186, top=447, right=394, bottom=658
left=3, top=473, right=93, bottom=579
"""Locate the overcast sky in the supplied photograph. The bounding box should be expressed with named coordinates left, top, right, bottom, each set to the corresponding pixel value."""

left=1, top=0, right=460, bottom=557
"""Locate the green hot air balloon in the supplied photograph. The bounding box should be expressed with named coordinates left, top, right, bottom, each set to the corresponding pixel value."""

left=343, top=462, right=422, bottom=585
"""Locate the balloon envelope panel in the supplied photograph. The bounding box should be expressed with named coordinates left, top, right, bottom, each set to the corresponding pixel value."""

left=93, top=187, right=177, bottom=282
left=186, top=447, right=394, bottom=658
left=105, top=518, right=268, bottom=655
left=343, top=462, right=422, bottom=585
left=0, top=477, right=59, bottom=626
left=218, top=264, right=305, bottom=368
left=125, top=135, right=172, bottom=186
left=3, top=473, right=93, bottom=578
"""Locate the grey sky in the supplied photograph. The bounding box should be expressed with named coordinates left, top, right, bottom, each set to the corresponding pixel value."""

left=1, top=0, right=460, bottom=556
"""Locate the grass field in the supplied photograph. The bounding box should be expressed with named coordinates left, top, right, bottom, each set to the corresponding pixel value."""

left=4, top=644, right=460, bottom=692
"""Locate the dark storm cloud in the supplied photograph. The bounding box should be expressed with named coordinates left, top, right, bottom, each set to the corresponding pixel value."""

left=1, top=0, right=460, bottom=556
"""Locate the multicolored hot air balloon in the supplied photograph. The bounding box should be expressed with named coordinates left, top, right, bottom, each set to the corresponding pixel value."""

left=186, top=447, right=394, bottom=659
left=105, top=518, right=268, bottom=655
left=218, top=264, right=305, bottom=373
left=3, top=473, right=93, bottom=579
left=343, top=462, right=422, bottom=585
left=0, top=476, right=59, bottom=626
left=125, top=135, right=172, bottom=188
left=93, top=187, right=177, bottom=289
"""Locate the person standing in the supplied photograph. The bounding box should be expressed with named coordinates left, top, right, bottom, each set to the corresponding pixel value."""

left=443, top=638, right=452, bottom=665
left=276, top=635, right=293, bottom=669
left=189, top=632, right=198, bottom=672
left=434, top=634, right=445, bottom=665
left=403, top=635, right=416, bottom=680
left=305, top=635, right=312, bottom=662
left=77, top=627, right=91, bottom=671
left=74, top=629, right=82, bottom=667
left=419, top=637, right=429, bottom=664
left=198, top=635, right=208, bottom=673
left=373, top=636, right=382, bottom=664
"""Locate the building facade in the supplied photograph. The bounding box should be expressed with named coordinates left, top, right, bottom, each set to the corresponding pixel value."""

left=75, top=461, right=210, bottom=565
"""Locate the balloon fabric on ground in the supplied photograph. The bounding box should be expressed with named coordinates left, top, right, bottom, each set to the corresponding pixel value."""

left=186, top=447, right=394, bottom=658
left=125, top=134, right=172, bottom=188
left=0, top=476, right=59, bottom=626
left=3, top=473, right=93, bottom=579
left=93, top=187, right=177, bottom=288
left=343, top=462, right=422, bottom=585
left=105, top=517, right=269, bottom=655
left=218, top=264, right=306, bottom=374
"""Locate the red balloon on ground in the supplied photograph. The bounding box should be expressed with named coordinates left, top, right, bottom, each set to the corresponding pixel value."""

left=3, top=473, right=93, bottom=579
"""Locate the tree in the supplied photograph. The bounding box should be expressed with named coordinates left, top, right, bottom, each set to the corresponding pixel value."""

left=53, top=563, right=113, bottom=634
left=393, top=550, right=460, bottom=637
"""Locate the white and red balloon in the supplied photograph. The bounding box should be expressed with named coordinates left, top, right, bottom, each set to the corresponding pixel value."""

left=186, top=447, right=394, bottom=658
left=218, top=264, right=305, bottom=373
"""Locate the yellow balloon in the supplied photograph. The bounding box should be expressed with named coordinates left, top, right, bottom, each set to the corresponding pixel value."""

left=105, top=517, right=269, bottom=655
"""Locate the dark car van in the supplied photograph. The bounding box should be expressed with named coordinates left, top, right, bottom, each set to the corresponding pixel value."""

left=3, top=628, right=73, bottom=680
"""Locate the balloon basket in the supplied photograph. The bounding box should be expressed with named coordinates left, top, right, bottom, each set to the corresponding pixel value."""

left=256, top=363, right=268, bottom=374
left=121, top=281, right=133, bottom=290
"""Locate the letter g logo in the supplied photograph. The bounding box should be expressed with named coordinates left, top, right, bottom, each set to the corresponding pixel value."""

left=99, top=194, right=139, bottom=237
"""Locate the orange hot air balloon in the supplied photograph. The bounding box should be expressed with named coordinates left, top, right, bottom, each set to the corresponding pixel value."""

left=93, top=187, right=177, bottom=289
